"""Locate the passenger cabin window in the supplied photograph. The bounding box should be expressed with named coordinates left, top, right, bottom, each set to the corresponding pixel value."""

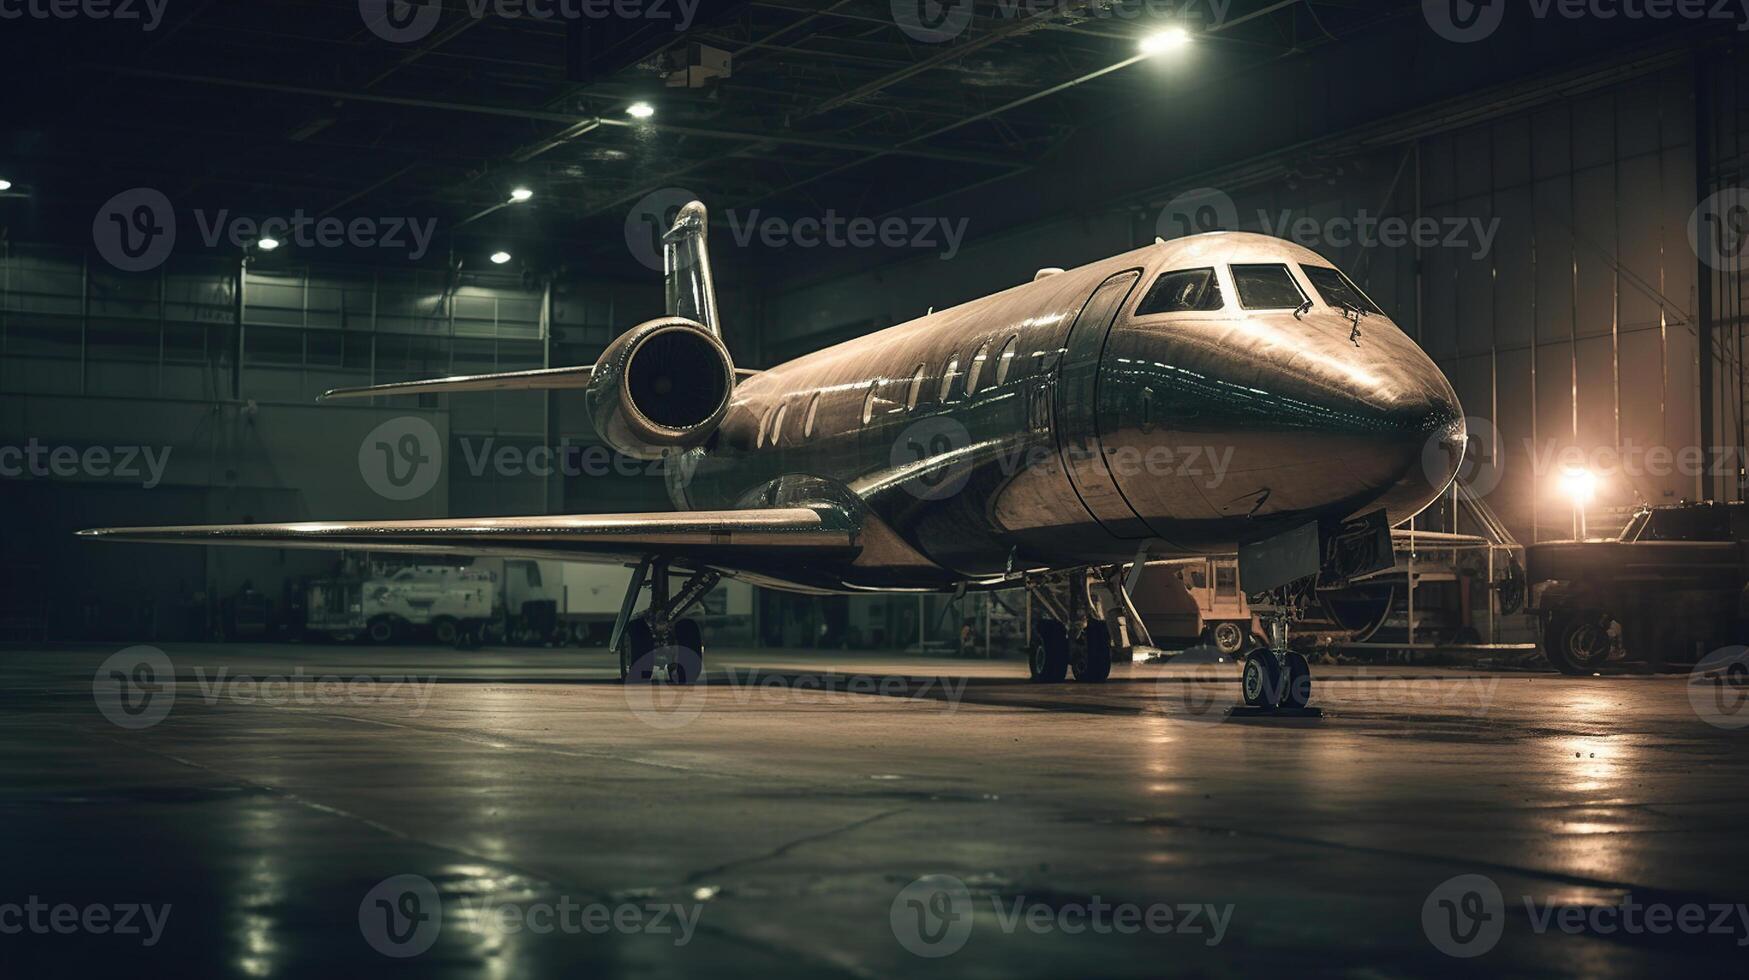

left=906, top=364, right=926, bottom=410
left=861, top=382, right=878, bottom=424
left=1300, top=264, right=1382, bottom=315
left=771, top=403, right=788, bottom=445
left=938, top=356, right=960, bottom=402
left=756, top=406, right=776, bottom=448
left=803, top=393, right=820, bottom=439
left=965, top=339, right=992, bottom=395
left=1230, top=263, right=1307, bottom=310
left=1136, top=268, right=1224, bottom=314
left=994, top=335, right=1019, bottom=385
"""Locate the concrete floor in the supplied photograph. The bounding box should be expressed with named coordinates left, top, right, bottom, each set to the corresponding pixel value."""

left=4, top=644, right=1747, bottom=978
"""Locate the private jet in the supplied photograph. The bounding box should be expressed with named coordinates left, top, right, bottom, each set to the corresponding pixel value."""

left=82, top=201, right=1466, bottom=710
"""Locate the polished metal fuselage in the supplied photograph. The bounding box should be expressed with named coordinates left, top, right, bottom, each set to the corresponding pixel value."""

left=673, top=232, right=1464, bottom=593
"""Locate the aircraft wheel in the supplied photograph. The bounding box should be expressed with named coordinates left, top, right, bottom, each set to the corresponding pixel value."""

left=1280, top=651, right=1312, bottom=709
left=669, top=618, right=705, bottom=685
left=1241, top=650, right=1283, bottom=708
left=620, top=618, right=656, bottom=683
left=1072, top=621, right=1112, bottom=683
left=1029, top=621, right=1069, bottom=683
left=1203, top=621, right=1247, bottom=657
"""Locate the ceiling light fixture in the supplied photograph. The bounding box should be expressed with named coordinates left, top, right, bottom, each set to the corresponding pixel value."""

left=1140, top=27, right=1191, bottom=55
left=509, top=187, right=534, bottom=203
left=490, top=251, right=512, bottom=265
left=626, top=102, right=655, bottom=120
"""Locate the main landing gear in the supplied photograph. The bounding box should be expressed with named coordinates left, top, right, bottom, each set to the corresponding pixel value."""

left=1024, top=570, right=1112, bottom=683
left=612, top=557, right=718, bottom=685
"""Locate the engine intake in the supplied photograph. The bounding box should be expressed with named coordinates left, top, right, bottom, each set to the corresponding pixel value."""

left=585, top=317, right=734, bottom=460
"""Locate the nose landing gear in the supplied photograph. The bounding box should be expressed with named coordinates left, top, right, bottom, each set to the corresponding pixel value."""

left=1236, top=588, right=1321, bottom=716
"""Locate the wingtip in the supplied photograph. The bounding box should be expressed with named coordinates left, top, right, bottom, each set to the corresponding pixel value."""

left=75, top=528, right=108, bottom=539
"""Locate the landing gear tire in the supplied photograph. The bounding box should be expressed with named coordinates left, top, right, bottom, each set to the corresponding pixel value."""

left=1203, top=621, right=1248, bottom=657
left=1072, top=622, right=1113, bottom=683
left=670, top=618, right=704, bottom=685
left=1241, top=650, right=1284, bottom=708
left=1029, top=621, right=1070, bottom=683
left=1543, top=610, right=1613, bottom=675
left=1280, top=651, right=1312, bottom=709
left=620, top=618, right=656, bottom=683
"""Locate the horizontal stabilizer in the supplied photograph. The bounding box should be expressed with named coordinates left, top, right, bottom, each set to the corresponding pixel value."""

left=320, top=363, right=760, bottom=401
left=78, top=506, right=857, bottom=566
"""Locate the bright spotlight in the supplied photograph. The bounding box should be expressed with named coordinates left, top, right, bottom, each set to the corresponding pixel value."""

left=0, top=179, right=12, bottom=191
left=1140, top=27, right=1191, bottom=55
left=626, top=101, right=655, bottom=120
left=490, top=251, right=512, bottom=265
left=1558, top=467, right=1598, bottom=504
left=258, top=237, right=281, bottom=251
left=509, top=187, right=534, bottom=203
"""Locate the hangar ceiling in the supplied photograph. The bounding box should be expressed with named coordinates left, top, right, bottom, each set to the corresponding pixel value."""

left=2, top=0, right=1414, bottom=275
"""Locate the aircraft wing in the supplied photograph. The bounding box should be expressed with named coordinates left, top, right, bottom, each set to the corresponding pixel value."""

left=319, top=364, right=762, bottom=401
left=77, top=506, right=858, bottom=567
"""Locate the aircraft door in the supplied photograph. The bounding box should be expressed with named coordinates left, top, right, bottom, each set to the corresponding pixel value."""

left=1054, top=270, right=1152, bottom=540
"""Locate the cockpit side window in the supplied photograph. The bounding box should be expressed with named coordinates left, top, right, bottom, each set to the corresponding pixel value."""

left=1135, top=268, right=1224, bottom=315
left=1300, top=264, right=1382, bottom=315
left=1229, top=263, right=1307, bottom=310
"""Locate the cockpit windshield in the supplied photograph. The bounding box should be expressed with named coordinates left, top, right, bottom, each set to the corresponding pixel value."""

left=1229, top=264, right=1307, bottom=310
left=1136, top=267, right=1224, bottom=315
left=1300, top=264, right=1382, bottom=315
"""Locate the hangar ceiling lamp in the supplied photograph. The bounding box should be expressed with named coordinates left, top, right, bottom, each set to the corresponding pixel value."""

left=490, top=251, right=512, bottom=265
left=257, top=237, right=281, bottom=251
left=0, top=179, right=11, bottom=191
left=1559, top=467, right=1598, bottom=539
left=626, top=101, right=655, bottom=120
left=1139, top=27, right=1191, bottom=55
left=509, top=187, right=534, bottom=203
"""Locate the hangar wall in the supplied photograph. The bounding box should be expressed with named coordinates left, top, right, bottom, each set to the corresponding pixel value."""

left=0, top=246, right=669, bottom=636
left=764, top=62, right=1712, bottom=547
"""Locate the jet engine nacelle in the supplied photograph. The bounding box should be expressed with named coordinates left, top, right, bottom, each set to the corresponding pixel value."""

left=585, top=316, right=735, bottom=461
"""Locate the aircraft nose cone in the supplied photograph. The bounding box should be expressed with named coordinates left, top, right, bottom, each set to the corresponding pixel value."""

left=1372, top=363, right=1467, bottom=523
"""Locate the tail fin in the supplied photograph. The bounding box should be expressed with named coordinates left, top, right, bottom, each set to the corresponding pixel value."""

left=662, top=200, right=720, bottom=337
